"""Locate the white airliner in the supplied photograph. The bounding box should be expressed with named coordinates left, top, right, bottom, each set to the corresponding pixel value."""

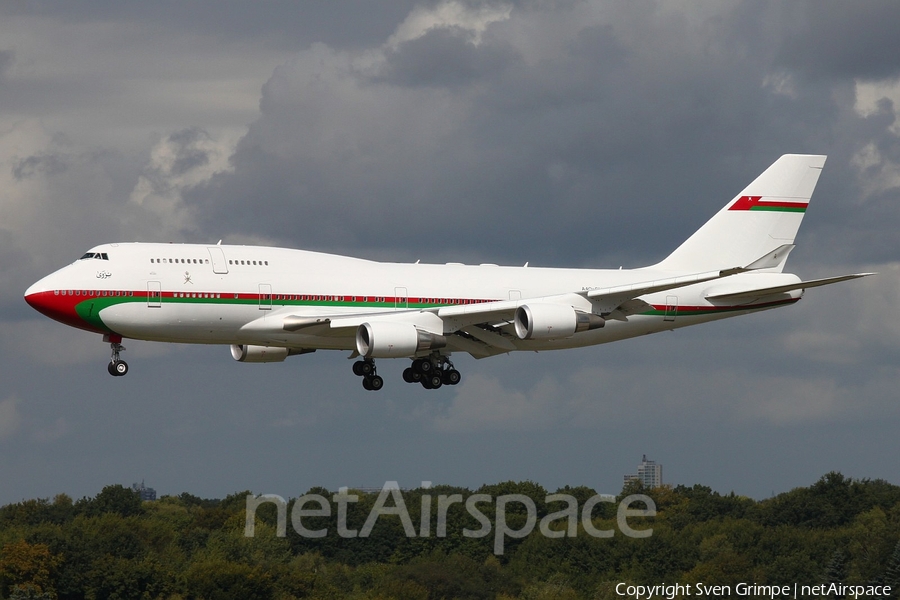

left=25, top=154, right=871, bottom=390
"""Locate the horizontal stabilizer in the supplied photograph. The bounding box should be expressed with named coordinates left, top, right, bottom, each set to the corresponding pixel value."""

left=585, top=247, right=798, bottom=314
left=706, top=273, right=875, bottom=301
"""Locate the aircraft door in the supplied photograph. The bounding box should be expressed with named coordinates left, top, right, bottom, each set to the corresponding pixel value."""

left=395, top=287, right=408, bottom=310
left=207, top=247, right=228, bottom=274
left=148, top=281, right=162, bottom=308
left=259, top=284, right=272, bottom=310
left=664, top=295, right=677, bottom=322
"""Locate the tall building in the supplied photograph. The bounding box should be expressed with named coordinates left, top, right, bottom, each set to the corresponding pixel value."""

left=132, top=480, right=157, bottom=501
left=624, top=455, right=663, bottom=489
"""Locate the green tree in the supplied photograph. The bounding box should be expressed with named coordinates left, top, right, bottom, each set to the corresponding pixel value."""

left=0, top=540, right=61, bottom=600
left=883, top=540, right=900, bottom=599
left=185, top=558, right=274, bottom=600
left=79, top=485, right=143, bottom=518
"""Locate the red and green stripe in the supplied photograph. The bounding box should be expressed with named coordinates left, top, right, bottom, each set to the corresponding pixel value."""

left=729, top=196, right=808, bottom=213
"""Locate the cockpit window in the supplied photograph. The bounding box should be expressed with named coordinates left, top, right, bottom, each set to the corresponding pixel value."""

left=80, top=252, right=96, bottom=260
left=79, top=252, right=109, bottom=260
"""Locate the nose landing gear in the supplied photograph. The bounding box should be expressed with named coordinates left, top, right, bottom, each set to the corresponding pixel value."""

left=105, top=334, right=128, bottom=377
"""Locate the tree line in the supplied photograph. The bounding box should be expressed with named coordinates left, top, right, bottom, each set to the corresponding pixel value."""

left=1, top=472, right=899, bottom=599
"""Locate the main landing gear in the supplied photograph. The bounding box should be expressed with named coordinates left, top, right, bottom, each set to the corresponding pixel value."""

left=402, top=356, right=461, bottom=390
left=352, top=355, right=462, bottom=391
left=105, top=334, right=128, bottom=377
left=352, top=359, right=384, bottom=391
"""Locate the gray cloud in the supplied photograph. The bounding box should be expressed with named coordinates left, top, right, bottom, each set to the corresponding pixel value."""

left=775, top=0, right=900, bottom=82
left=12, top=152, right=69, bottom=180
left=0, top=1, right=421, bottom=51
left=0, top=49, right=12, bottom=77
left=375, top=26, right=519, bottom=88
left=165, top=128, right=213, bottom=176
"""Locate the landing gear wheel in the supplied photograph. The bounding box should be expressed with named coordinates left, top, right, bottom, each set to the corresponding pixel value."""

left=108, top=360, right=128, bottom=377
left=414, top=358, right=433, bottom=374
left=443, top=369, right=461, bottom=385
left=106, top=336, right=128, bottom=376
left=362, top=375, right=384, bottom=391
left=427, top=374, right=443, bottom=389
left=403, top=367, right=416, bottom=383
left=353, top=360, right=374, bottom=376
left=353, top=358, right=381, bottom=390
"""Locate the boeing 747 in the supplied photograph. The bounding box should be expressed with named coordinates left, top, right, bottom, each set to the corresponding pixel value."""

left=24, top=155, right=872, bottom=390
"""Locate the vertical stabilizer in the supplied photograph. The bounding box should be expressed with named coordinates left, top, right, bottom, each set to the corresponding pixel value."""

left=653, top=154, right=826, bottom=272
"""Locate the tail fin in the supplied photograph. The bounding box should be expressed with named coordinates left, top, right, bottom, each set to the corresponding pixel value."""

left=653, top=154, right=826, bottom=272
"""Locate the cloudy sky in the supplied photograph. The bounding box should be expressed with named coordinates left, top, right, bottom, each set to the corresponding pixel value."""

left=1, top=0, right=899, bottom=505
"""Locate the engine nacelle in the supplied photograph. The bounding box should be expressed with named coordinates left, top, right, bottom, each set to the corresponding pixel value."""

left=514, top=304, right=605, bottom=340
left=231, top=344, right=290, bottom=363
left=356, top=322, right=447, bottom=358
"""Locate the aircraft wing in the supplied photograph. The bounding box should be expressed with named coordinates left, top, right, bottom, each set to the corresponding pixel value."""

left=428, top=267, right=750, bottom=356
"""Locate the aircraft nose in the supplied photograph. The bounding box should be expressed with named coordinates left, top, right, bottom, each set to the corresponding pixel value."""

left=25, top=276, right=60, bottom=316
left=25, top=274, right=109, bottom=334
left=24, top=276, right=80, bottom=327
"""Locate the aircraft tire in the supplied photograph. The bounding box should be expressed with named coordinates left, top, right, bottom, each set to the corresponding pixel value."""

left=444, top=369, right=461, bottom=385
left=403, top=368, right=416, bottom=383
left=114, top=360, right=128, bottom=376
left=368, top=375, right=384, bottom=391
left=108, top=362, right=118, bottom=377
left=428, top=374, right=443, bottom=389
left=362, top=377, right=372, bottom=390
left=353, top=361, right=366, bottom=376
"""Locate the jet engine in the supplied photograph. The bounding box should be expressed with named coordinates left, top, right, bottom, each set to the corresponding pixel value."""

left=230, top=344, right=290, bottom=363
left=514, top=304, right=605, bottom=340
left=356, top=322, right=447, bottom=358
